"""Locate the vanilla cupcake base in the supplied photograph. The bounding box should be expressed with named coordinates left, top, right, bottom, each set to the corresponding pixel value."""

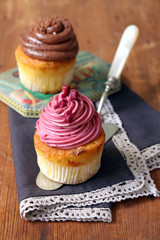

left=15, top=46, right=76, bottom=93
left=18, top=63, right=74, bottom=93
left=37, top=151, right=102, bottom=184
left=34, top=129, right=105, bottom=184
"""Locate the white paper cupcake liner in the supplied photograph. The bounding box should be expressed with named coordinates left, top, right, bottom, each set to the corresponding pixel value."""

left=37, top=153, right=102, bottom=184
left=18, top=65, right=75, bottom=93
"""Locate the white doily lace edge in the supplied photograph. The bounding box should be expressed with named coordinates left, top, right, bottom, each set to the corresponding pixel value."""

left=21, top=206, right=112, bottom=222
left=20, top=99, right=160, bottom=222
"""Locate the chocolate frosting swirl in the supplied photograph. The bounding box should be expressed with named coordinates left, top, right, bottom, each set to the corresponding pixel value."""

left=20, top=16, right=79, bottom=61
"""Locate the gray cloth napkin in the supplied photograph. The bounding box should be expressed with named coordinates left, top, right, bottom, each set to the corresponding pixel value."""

left=8, top=84, right=160, bottom=222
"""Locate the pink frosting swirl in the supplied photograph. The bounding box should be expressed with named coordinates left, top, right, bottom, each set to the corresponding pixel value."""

left=36, top=86, right=102, bottom=149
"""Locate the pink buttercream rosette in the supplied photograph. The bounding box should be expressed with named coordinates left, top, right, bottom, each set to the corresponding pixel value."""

left=36, top=86, right=102, bottom=149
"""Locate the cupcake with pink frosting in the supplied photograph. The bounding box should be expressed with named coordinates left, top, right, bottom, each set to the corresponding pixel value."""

left=34, top=85, right=105, bottom=184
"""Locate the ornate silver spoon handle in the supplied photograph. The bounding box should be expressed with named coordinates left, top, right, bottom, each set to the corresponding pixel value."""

left=97, top=25, right=139, bottom=114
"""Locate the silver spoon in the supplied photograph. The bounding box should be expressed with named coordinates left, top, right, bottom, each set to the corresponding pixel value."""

left=98, top=25, right=139, bottom=115
left=98, top=25, right=139, bottom=141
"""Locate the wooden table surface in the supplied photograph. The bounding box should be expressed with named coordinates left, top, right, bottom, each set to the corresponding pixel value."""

left=0, top=0, right=160, bottom=239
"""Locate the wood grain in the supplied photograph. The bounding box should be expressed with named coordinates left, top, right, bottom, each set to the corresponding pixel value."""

left=0, top=0, right=160, bottom=239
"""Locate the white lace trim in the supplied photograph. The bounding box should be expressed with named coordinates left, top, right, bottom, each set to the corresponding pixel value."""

left=21, top=204, right=112, bottom=222
left=101, top=100, right=160, bottom=199
left=141, top=144, right=160, bottom=171
left=20, top=99, right=160, bottom=222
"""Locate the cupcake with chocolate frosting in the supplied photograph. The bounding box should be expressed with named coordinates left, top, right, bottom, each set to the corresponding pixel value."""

left=34, top=86, right=105, bottom=184
left=15, top=16, right=79, bottom=93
